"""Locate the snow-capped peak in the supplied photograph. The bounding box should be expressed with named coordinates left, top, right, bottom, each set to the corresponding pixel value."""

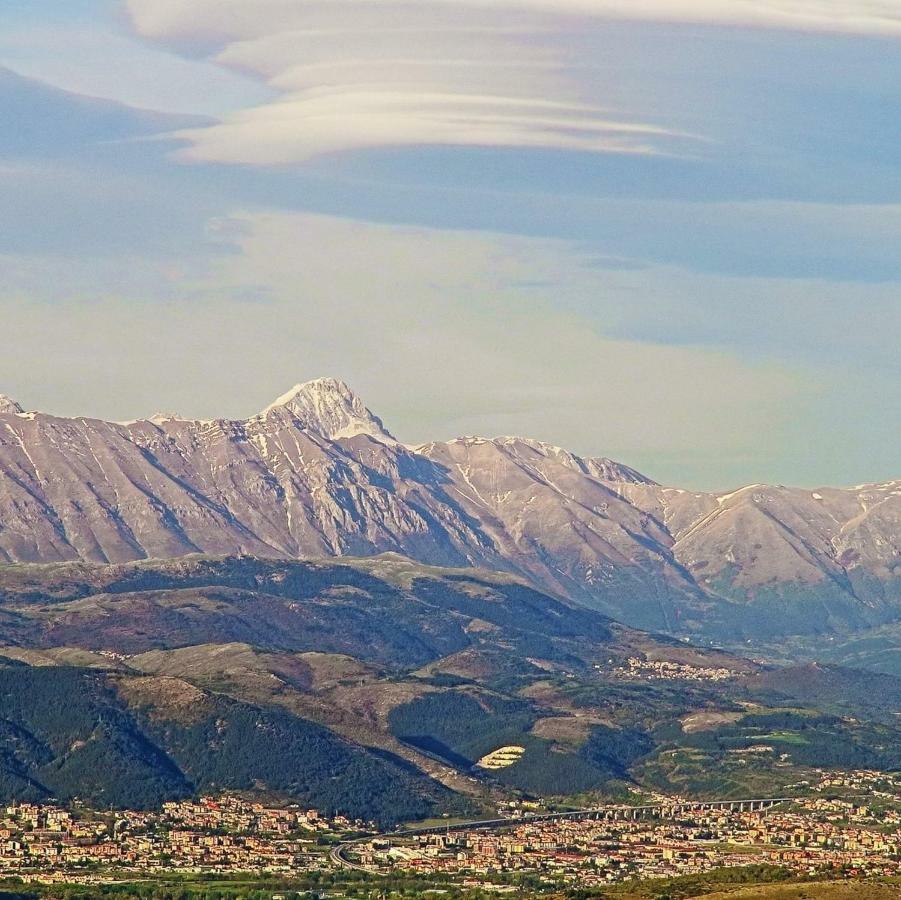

left=0, top=395, right=23, bottom=415
left=259, top=377, right=394, bottom=442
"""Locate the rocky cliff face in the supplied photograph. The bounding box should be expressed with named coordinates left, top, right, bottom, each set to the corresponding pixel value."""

left=1, top=380, right=898, bottom=638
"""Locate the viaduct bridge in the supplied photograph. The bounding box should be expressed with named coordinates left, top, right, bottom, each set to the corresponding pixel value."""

left=394, top=796, right=795, bottom=837
left=331, top=797, right=797, bottom=870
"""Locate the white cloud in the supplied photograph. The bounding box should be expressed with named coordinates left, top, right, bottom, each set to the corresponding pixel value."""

left=123, top=0, right=901, bottom=164
left=125, top=0, right=700, bottom=164
left=175, top=90, right=680, bottom=164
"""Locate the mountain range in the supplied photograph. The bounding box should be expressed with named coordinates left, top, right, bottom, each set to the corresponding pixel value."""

left=1, top=378, right=899, bottom=643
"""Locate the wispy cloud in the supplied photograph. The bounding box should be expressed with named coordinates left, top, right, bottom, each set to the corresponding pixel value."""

left=0, top=209, right=809, bottom=488
left=174, top=91, right=687, bottom=165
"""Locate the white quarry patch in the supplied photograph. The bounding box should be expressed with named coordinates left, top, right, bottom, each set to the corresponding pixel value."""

left=476, top=745, right=526, bottom=770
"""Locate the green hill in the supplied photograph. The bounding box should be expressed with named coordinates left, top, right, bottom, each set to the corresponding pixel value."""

left=0, top=663, right=451, bottom=824
left=0, top=555, right=900, bottom=815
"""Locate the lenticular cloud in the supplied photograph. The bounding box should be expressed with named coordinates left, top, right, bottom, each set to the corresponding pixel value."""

left=124, top=0, right=901, bottom=165
left=124, top=0, right=690, bottom=164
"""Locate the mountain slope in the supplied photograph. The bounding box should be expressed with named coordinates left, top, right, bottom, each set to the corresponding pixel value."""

left=0, top=555, right=739, bottom=810
left=0, top=554, right=623, bottom=667
left=1, top=380, right=899, bottom=639
left=2, top=556, right=900, bottom=811
left=0, top=662, right=449, bottom=822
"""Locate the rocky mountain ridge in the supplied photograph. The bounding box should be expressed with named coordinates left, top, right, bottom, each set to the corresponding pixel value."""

left=1, top=379, right=898, bottom=639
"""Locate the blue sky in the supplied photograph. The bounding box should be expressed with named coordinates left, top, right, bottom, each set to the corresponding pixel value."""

left=1, top=1, right=899, bottom=489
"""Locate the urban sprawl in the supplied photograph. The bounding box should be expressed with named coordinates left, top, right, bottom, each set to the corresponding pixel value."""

left=1, top=771, right=900, bottom=890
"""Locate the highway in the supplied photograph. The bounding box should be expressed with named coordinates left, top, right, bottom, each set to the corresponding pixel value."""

left=330, top=838, right=378, bottom=873
left=392, top=796, right=796, bottom=836
left=329, top=795, right=798, bottom=872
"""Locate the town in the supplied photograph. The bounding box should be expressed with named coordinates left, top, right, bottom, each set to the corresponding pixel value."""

left=605, top=657, right=740, bottom=683
left=348, top=770, right=901, bottom=888
left=0, top=771, right=897, bottom=893
left=0, top=796, right=358, bottom=889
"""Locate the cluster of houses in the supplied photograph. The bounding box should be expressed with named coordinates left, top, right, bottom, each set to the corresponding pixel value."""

left=605, top=656, right=739, bottom=682
left=357, top=772, right=901, bottom=887
left=0, top=795, right=360, bottom=885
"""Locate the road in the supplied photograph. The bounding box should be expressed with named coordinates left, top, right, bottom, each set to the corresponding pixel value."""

left=330, top=837, right=382, bottom=874
left=393, top=796, right=797, bottom=836
left=329, top=795, right=799, bottom=872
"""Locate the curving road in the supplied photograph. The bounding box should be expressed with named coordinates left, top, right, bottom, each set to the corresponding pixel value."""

left=330, top=836, right=383, bottom=874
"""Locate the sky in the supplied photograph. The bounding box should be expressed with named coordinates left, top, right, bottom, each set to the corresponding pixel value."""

left=1, top=1, right=899, bottom=490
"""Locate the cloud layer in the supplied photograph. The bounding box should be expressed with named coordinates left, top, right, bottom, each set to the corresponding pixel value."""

left=127, top=2, right=901, bottom=39
left=0, top=210, right=810, bottom=487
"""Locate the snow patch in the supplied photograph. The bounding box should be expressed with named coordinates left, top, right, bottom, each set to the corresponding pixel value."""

left=0, top=395, right=24, bottom=415
left=716, top=484, right=762, bottom=505
left=149, top=412, right=187, bottom=426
